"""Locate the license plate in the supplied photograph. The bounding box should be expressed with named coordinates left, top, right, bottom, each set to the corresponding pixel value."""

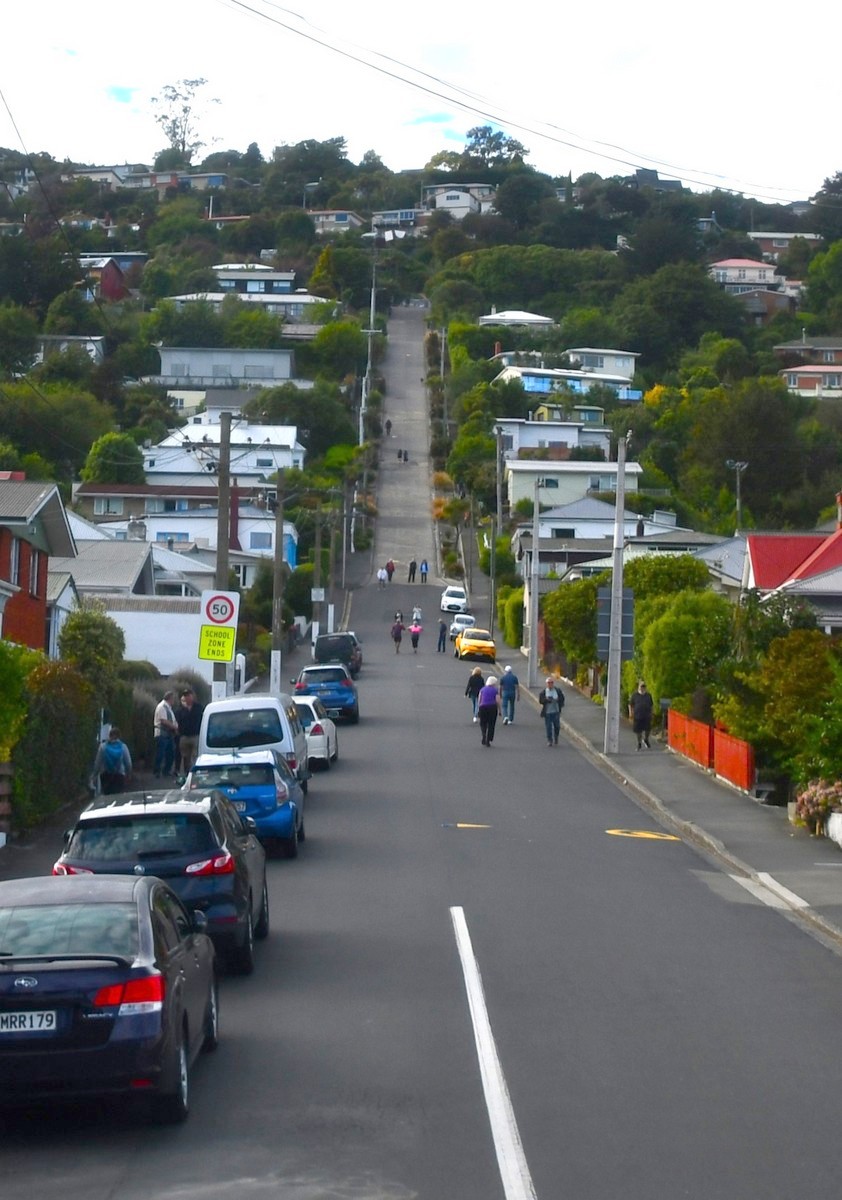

left=232, top=801, right=247, bottom=812
left=0, top=1010, right=57, bottom=1033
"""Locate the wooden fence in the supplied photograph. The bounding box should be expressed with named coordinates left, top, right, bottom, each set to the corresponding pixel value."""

left=667, top=711, right=755, bottom=792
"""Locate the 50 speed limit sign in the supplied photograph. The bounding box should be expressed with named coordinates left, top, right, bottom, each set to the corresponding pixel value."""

left=198, top=590, right=241, bottom=662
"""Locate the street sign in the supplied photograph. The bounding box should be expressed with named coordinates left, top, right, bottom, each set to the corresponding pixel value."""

left=597, top=587, right=634, bottom=661
left=310, top=587, right=325, bottom=602
left=198, top=590, right=240, bottom=663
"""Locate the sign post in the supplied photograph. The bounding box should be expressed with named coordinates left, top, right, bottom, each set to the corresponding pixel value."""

left=198, top=591, right=241, bottom=697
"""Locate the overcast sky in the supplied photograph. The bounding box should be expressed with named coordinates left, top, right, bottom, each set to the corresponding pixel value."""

left=3, top=0, right=839, bottom=204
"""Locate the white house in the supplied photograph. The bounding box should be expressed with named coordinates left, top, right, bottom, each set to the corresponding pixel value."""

left=493, top=363, right=642, bottom=403
left=143, top=413, right=305, bottom=485
left=495, top=417, right=611, bottom=461
left=709, top=258, right=777, bottom=293
left=478, top=309, right=555, bottom=328
left=505, top=459, right=642, bottom=508
left=421, top=183, right=496, bottom=220
left=564, top=348, right=640, bottom=380
left=166, top=293, right=331, bottom=322
left=212, top=262, right=295, bottom=294
left=309, top=210, right=366, bottom=235
left=780, top=365, right=842, bottom=400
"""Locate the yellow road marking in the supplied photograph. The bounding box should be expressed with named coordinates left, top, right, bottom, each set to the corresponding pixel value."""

left=606, top=829, right=680, bottom=841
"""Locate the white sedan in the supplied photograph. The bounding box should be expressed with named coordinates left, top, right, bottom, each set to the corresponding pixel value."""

left=294, top=696, right=339, bottom=770
left=440, top=585, right=469, bottom=613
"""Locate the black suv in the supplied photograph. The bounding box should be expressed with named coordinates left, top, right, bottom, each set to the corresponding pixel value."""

left=53, top=790, right=268, bottom=975
left=313, top=631, right=362, bottom=677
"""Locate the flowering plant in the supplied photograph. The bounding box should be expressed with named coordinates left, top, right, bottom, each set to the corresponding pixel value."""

left=795, top=779, right=842, bottom=830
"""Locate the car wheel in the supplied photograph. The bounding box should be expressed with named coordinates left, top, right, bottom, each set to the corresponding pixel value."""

left=202, top=980, right=220, bottom=1052
left=322, top=749, right=331, bottom=771
left=454, top=648, right=459, bottom=658
left=301, top=776, right=308, bottom=795
left=282, top=820, right=299, bottom=859
left=229, top=908, right=255, bottom=975
left=331, top=735, right=339, bottom=763
left=349, top=710, right=360, bottom=725
left=154, top=1028, right=189, bottom=1124
left=297, top=812, right=306, bottom=843
left=254, top=879, right=269, bottom=940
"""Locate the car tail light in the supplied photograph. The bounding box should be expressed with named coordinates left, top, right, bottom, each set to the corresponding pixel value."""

left=185, top=851, right=235, bottom=876
left=285, top=754, right=297, bottom=770
left=52, top=862, right=93, bottom=876
left=311, top=723, right=324, bottom=736
left=94, top=975, right=165, bottom=1015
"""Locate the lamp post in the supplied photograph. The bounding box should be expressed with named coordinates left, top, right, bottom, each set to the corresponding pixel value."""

left=359, top=228, right=378, bottom=445
left=302, top=181, right=319, bottom=210
left=726, top=460, right=748, bottom=530
left=603, top=432, right=631, bottom=755
left=527, top=476, right=543, bottom=689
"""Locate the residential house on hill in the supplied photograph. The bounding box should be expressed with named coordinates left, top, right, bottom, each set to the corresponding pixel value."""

left=212, top=263, right=295, bottom=294
left=747, top=231, right=822, bottom=263
left=142, top=414, right=305, bottom=485
left=495, top=416, right=611, bottom=461
left=708, top=258, right=777, bottom=294
left=742, top=522, right=842, bottom=632
left=505, top=459, right=642, bottom=508
left=478, top=309, right=555, bottom=328
left=493, top=362, right=642, bottom=403
left=0, top=478, right=76, bottom=652
left=310, top=210, right=365, bottom=235
left=773, top=335, right=842, bottom=367
left=144, top=346, right=314, bottom=410
left=421, top=183, right=496, bottom=220
left=779, top=364, right=842, bottom=400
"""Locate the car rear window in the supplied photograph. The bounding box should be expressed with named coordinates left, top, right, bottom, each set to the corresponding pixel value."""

left=190, top=764, right=274, bottom=789
left=0, top=902, right=138, bottom=958
left=206, top=708, right=285, bottom=749
left=68, top=815, right=217, bottom=862
left=304, top=668, right=349, bottom=684
left=467, top=630, right=491, bottom=639
left=316, top=636, right=351, bottom=654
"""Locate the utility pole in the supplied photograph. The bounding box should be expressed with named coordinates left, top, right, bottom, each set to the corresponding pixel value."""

left=312, top=503, right=322, bottom=645
left=270, top=470, right=285, bottom=696
left=327, top=505, right=337, bottom=630
left=491, top=425, right=504, bottom=639
left=213, top=410, right=232, bottom=700
left=359, top=236, right=377, bottom=445
left=527, top=476, right=541, bottom=689
left=726, top=459, right=748, bottom=531
left=603, top=433, right=631, bottom=755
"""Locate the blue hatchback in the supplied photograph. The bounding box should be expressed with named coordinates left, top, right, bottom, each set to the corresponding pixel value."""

left=293, top=664, right=360, bottom=723
left=186, top=751, right=305, bottom=858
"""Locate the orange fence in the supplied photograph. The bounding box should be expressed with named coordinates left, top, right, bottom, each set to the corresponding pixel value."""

left=667, top=711, right=756, bottom=792
left=667, top=710, right=713, bottom=768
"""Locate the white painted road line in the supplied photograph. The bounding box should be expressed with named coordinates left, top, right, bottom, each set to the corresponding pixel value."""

left=450, top=906, right=537, bottom=1200
left=731, top=874, right=809, bottom=910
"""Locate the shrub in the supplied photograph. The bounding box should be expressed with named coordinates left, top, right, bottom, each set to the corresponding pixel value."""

left=0, top=640, right=43, bottom=760
left=118, top=659, right=161, bottom=682
left=795, top=780, right=842, bottom=833
left=59, top=606, right=126, bottom=702
left=504, top=587, right=524, bottom=648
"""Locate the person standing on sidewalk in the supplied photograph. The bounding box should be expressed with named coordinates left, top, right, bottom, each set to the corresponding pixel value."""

left=465, top=666, right=483, bottom=721
left=437, top=619, right=448, bottom=653
left=152, top=689, right=178, bottom=778
left=629, top=680, right=654, bottom=750
left=408, top=558, right=417, bottom=583
left=539, top=677, right=564, bottom=747
left=409, top=620, right=423, bottom=653
left=499, top=666, right=520, bottom=725
left=477, top=675, right=501, bottom=747
left=391, top=618, right=405, bottom=653
left=176, top=688, right=203, bottom=777
left=419, top=558, right=429, bottom=583
left=385, top=418, right=392, bottom=437
left=377, top=566, right=388, bottom=589
left=386, top=559, right=395, bottom=582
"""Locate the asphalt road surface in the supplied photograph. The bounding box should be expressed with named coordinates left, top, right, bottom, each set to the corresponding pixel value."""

left=5, top=581, right=842, bottom=1198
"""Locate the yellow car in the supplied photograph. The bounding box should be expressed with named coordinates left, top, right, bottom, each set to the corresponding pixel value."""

left=454, top=627, right=497, bottom=661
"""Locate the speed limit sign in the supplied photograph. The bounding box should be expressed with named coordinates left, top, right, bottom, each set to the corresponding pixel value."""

left=198, top=590, right=241, bottom=662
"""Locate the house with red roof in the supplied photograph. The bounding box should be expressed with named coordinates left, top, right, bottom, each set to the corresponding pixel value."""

left=743, top=518, right=842, bottom=632
left=708, top=258, right=778, bottom=294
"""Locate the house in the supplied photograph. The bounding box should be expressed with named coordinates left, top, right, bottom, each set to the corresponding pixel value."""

left=141, top=413, right=305, bottom=485
left=73, top=481, right=276, bottom=524
left=370, top=207, right=426, bottom=232
left=50, top=539, right=156, bottom=597
left=505, top=459, right=642, bottom=509
left=779, top=365, right=842, bottom=400
left=79, top=256, right=127, bottom=302
left=626, top=169, right=682, bottom=193
left=741, top=523, right=842, bottom=632
left=493, top=363, right=642, bottom=402
left=736, top=289, right=795, bottom=326
left=0, top=479, right=76, bottom=652
left=564, top=348, right=640, bottom=380
left=144, top=346, right=309, bottom=405
left=212, top=262, right=295, bottom=295
left=420, top=183, right=495, bottom=221
left=478, top=309, right=555, bottom=328
left=310, top=210, right=366, bottom=235
left=167, top=292, right=330, bottom=323
left=35, top=334, right=107, bottom=366
left=773, top=335, right=842, bottom=367
left=494, top=416, right=611, bottom=461
left=747, top=231, right=822, bottom=263
left=708, top=258, right=777, bottom=294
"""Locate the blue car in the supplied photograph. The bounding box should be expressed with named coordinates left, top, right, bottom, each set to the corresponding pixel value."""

left=186, top=750, right=306, bottom=858
left=293, top=664, right=360, bottom=724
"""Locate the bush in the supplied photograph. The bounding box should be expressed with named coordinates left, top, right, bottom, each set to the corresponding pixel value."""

left=118, top=659, right=161, bottom=682
left=12, top=662, right=96, bottom=831
left=504, top=587, right=524, bottom=648
left=0, top=640, right=43, bottom=760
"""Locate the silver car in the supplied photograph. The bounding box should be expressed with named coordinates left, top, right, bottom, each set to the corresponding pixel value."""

left=450, top=613, right=477, bottom=640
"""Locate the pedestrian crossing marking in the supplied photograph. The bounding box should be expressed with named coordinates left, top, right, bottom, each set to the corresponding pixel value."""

left=606, top=829, right=680, bottom=841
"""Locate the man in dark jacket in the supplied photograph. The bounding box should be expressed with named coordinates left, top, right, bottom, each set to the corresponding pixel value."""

left=629, top=680, right=654, bottom=750
left=176, top=688, right=204, bottom=775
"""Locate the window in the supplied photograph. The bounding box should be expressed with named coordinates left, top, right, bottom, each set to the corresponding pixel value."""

left=255, top=456, right=274, bottom=467
left=219, top=279, right=236, bottom=290
left=500, top=434, right=514, bottom=451
left=542, top=478, right=559, bottom=489
left=155, top=531, right=189, bottom=542
left=28, top=548, right=40, bottom=596
left=787, top=374, right=798, bottom=387
left=737, top=269, right=746, bottom=280
left=170, top=362, right=187, bottom=376
left=551, top=528, right=576, bottom=538
left=773, top=238, right=788, bottom=247
left=212, top=364, right=232, bottom=377
left=9, top=536, right=20, bottom=585
left=823, top=375, right=841, bottom=388
left=246, top=280, right=263, bottom=293
left=824, top=351, right=836, bottom=363
left=244, top=364, right=272, bottom=379
left=93, top=497, right=124, bottom=515
left=250, top=531, right=272, bottom=550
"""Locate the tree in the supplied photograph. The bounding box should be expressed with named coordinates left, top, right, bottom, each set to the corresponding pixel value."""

left=244, top=381, right=356, bottom=458
left=0, top=302, right=38, bottom=377
left=81, top=432, right=146, bottom=484
left=543, top=575, right=603, bottom=667
left=492, top=173, right=556, bottom=231
left=462, top=126, right=528, bottom=169
left=151, top=78, right=219, bottom=164
left=58, top=607, right=126, bottom=703
left=640, top=590, right=732, bottom=707
left=311, top=321, right=368, bottom=379
left=43, top=288, right=103, bottom=336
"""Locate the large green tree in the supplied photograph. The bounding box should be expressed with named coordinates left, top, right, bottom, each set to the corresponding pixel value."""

left=0, top=302, right=38, bottom=377
left=81, top=432, right=146, bottom=484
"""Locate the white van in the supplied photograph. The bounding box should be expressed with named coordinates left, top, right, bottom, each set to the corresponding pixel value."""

left=198, top=694, right=309, bottom=791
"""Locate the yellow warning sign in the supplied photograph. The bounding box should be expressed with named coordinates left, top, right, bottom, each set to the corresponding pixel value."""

left=198, top=624, right=237, bottom=662
left=606, top=829, right=680, bottom=841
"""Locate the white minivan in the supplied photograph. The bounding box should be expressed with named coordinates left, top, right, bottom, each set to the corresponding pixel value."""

left=198, top=694, right=310, bottom=792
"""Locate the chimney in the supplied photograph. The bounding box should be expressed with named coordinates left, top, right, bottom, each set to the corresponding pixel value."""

left=229, top=484, right=242, bottom=552
left=836, top=492, right=842, bottom=530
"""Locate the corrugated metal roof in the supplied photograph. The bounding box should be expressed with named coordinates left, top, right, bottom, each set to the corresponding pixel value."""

left=747, top=533, right=824, bottom=589
left=50, top=539, right=150, bottom=589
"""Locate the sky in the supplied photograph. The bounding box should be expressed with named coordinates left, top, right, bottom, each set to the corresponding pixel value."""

left=2, top=0, right=839, bottom=205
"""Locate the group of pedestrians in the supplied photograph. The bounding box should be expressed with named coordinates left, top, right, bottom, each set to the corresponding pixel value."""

left=396, top=448, right=409, bottom=464
left=464, top=665, right=522, bottom=747
left=379, top=557, right=428, bottom=586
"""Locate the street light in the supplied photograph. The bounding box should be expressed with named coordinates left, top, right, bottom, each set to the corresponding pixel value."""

left=302, top=181, right=320, bottom=209
left=726, top=460, right=748, bottom=530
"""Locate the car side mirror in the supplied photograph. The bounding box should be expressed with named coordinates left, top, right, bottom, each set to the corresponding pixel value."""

left=192, top=910, right=208, bottom=934
left=244, top=816, right=258, bottom=832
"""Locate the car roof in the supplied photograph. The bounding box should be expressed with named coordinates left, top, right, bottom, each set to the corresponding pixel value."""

left=300, top=662, right=351, bottom=675
left=0, top=874, right=149, bottom=906
left=77, top=789, right=222, bottom=821
left=204, top=693, right=292, bottom=712
left=193, top=750, right=278, bottom=767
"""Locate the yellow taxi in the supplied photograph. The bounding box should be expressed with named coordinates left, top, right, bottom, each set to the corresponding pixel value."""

left=454, top=627, right=497, bottom=662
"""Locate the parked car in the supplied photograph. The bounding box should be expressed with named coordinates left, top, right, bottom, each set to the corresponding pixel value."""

left=450, top=612, right=477, bottom=640
left=294, top=696, right=339, bottom=769
left=0, top=874, right=217, bottom=1123
left=198, top=694, right=309, bottom=792
left=313, top=631, right=362, bottom=677
left=454, top=627, right=497, bottom=662
left=441, top=585, right=469, bottom=613
left=53, top=790, right=268, bottom=974
left=185, top=750, right=305, bottom=858
left=293, top=664, right=359, bottom=723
